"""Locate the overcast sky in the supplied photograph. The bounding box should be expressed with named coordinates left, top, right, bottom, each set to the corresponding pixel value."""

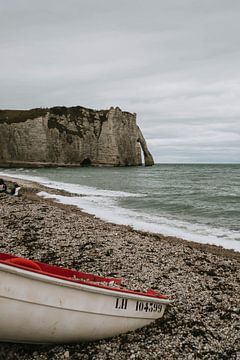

left=0, top=0, right=240, bottom=163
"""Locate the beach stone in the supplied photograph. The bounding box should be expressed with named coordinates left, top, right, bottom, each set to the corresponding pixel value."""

left=0, top=186, right=239, bottom=359
left=63, top=350, right=70, bottom=358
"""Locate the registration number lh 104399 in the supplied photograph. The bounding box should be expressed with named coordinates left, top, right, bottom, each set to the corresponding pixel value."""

left=135, top=300, right=162, bottom=313
left=114, top=298, right=163, bottom=313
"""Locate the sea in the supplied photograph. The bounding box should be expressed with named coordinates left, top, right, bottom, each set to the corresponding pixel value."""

left=0, top=164, right=239, bottom=252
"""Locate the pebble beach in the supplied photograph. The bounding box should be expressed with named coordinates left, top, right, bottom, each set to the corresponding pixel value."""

left=0, top=178, right=239, bottom=360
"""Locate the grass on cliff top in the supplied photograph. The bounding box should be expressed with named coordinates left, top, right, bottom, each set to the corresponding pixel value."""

left=50, top=106, right=108, bottom=123
left=0, top=108, right=48, bottom=124
left=0, top=106, right=109, bottom=124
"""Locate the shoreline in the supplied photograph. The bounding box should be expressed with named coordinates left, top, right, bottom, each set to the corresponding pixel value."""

left=0, top=177, right=239, bottom=359
left=0, top=176, right=240, bottom=259
left=1, top=174, right=239, bottom=258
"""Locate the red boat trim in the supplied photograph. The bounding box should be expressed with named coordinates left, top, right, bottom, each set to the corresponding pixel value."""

left=5, top=258, right=42, bottom=271
left=0, top=253, right=168, bottom=300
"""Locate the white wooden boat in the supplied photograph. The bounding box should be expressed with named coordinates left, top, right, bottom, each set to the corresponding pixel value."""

left=0, top=253, right=171, bottom=344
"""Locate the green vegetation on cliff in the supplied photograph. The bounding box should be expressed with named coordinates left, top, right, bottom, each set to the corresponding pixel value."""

left=0, top=106, right=108, bottom=125
left=0, top=108, right=48, bottom=124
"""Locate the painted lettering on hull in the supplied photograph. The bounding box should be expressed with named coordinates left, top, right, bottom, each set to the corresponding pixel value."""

left=136, top=301, right=162, bottom=313
left=115, top=298, right=128, bottom=310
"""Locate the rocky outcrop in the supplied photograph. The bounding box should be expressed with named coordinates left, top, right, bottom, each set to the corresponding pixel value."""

left=0, top=106, right=154, bottom=167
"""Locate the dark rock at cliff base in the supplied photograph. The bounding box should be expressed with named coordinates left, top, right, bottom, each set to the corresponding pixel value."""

left=0, top=105, right=154, bottom=167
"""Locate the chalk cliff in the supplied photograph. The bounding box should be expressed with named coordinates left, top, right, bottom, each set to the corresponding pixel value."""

left=0, top=106, right=154, bottom=167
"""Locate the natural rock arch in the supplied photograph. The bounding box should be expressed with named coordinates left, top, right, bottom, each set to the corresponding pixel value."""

left=137, top=127, right=154, bottom=166
left=0, top=106, right=154, bottom=167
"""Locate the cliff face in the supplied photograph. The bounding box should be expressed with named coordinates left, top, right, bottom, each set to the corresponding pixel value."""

left=0, top=106, right=154, bottom=167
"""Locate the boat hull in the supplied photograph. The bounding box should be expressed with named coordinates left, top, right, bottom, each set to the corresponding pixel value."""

left=0, top=264, right=168, bottom=343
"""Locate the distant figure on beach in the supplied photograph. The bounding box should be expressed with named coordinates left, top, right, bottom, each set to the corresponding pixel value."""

left=0, top=179, right=7, bottom=193
left=10, top=183, right=21, bottom=196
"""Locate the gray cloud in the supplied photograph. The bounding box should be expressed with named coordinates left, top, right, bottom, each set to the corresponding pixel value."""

left=0, top=0, right=240, bottom=162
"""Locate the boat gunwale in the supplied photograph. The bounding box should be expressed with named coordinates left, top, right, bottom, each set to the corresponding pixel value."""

left=0, top=262, right=171, bottom=304
left=0, top=252, right=121, bottom=285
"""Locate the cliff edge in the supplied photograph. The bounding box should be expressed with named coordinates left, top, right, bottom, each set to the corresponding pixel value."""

left=0, top=106, right=154, bottom=167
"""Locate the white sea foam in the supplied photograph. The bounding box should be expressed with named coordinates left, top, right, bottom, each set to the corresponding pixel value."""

left=1, top=169, right=240, bottom=252
left=38, top=191, right=240, bottom=252
left=0, top=170, right=141, bottom=198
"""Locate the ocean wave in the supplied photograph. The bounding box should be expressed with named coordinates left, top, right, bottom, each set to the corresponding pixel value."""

left=38, top=191, right=240, bottom=252
left=1, top=168, right=240, bottom=252
left=0, top=170, right=142, bottom=198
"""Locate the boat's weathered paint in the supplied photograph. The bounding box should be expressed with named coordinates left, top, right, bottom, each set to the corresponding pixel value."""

left=0, top=254, right=170, bottom=343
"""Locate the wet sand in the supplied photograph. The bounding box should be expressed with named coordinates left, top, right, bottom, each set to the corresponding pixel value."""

left=0, top=178, right=239, bottom=360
